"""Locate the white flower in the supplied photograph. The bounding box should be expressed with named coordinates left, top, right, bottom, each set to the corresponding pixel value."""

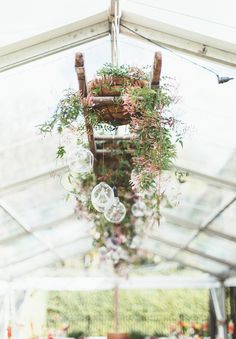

left=94, top=232, right=101, bottom=240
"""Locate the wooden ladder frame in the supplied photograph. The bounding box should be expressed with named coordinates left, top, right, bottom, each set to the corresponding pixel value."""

left=74, top=51, right=162, bottom=160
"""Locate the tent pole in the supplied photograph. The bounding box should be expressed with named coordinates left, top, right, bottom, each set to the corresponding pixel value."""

left=110, top=0, right=120, bottom=65
left=210, top=285, right=227, bottom=339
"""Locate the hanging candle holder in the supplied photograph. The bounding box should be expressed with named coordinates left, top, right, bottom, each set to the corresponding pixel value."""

left=91, top=182, right=114, bottom=212
left=104, top=187, right=126, bottom=224
left=67, top=146, right=94, bottom=173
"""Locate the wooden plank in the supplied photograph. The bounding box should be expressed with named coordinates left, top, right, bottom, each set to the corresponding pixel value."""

left=75, top=53, right=96, bottom=155
left=84, top=107, right=97, bottom=155
left=93, top=97, right=120, bottom=104
left=92, top=96, right=144, bottom=104
left=151, top=51, right=162, bottom=88
left=95, top=135, right=131, bottom=140
left=96, top=149, right=134, bottom=154
left=75, top=52, right=87, bottom=97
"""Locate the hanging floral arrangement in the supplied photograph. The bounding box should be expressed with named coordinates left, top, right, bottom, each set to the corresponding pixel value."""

left=39, top=58, right=187, bottom=275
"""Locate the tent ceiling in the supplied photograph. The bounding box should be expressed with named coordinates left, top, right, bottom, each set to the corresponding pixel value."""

left=0, top=0, right=236, bottom=285
left=1, top=0, right=236, bottom=72
left=0, top=13, right=109, bottom=72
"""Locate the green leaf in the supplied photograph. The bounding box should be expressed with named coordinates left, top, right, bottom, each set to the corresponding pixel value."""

left=56, top=146, right=66, bottom=158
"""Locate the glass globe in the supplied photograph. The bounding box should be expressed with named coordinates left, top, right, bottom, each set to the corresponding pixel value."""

left=60, top=172, right=76, bottom=192
left=104, top=197, right=126, bottom=224
left=60, top=128, right=77, bottom=148
left=67, top=147, right=94, bottom=173
left=131, top=200, right=147, bottom=217
left=165, top=184, right=181, bottom=207
left=91, top=182, right=114, bottom=212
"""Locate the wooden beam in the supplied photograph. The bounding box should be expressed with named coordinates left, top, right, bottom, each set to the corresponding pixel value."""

left=75, top=53, right=96, bottom=155
left=95, top=135, right=131, bottom=141
left=84, top=107, right=96, bottom=155
left=0, top=16, right=109, bottom=73
left=92, top=96, right=144, bottom=104
left=75, top=52, right=87, bottom=97
left=151, top=51, right=162, bottom=88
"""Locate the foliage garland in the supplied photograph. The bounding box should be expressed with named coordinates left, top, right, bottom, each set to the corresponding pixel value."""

left=39, top=63, right=187, bottom=275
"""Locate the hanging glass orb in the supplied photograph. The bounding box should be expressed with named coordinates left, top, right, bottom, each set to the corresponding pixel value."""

left=104, top=197, right=126, bottom=224
left=67, top=147, right=94, bottom=173
left=165, top=184, right=181, bottom=207
left=60, top=172, right=76, bottom=192
left=60, top=127, right=77, bottom=148
left=131, top=200, right=147, bottom=217
left=91, top=182, right=114, bottom=212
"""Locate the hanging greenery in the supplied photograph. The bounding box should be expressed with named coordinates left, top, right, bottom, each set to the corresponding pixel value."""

left=39, top=62, right=187, bottom=275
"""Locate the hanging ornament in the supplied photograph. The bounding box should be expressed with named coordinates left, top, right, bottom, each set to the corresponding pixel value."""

left=165, top=184, right=181, bottom=207
left=60, top=172, right=77, bottom=192
left=104, top=197, right=126, bottom=224
left=131, top=200, right=147, bottom=217
left=67, top=147, right=94, bottom=173
left=91, top=182, right=114, bottom=212
left=60, top=127, right=77, bottom=149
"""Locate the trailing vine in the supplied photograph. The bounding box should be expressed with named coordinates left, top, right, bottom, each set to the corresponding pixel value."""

left=39, top=63, right=187, bottom=275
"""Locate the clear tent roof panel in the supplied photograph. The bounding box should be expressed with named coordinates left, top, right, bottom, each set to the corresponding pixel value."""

left=124, top=0, right=236, bottom=47
left=150, top=222, right=197, bottom=244
left=1, top=176, right=75, bottom=230
left=208, top=201, right=236, bottom=238
left=0, top=0, right=109, bottom=47
left=0, top=237, right=92, bottom=280
left=34, top=216, right=91, bottom=248
left=0, top=234, right=47, bottom=268
left=189, top=233, right=236, bottom=266
left=162, top=176, right=235, bottom=225
left=0, top=207, right=25, bottom=241
left=0, top=251, right=58, bottom=281
left=175, top=251, right=231, bottom=277
left=142, top=239, right=180, bottom=259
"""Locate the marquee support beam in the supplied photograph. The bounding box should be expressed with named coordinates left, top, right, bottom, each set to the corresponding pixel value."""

left=0, top=14, right=109, bottom=72
left=120, top=19, right=236, bottom=68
